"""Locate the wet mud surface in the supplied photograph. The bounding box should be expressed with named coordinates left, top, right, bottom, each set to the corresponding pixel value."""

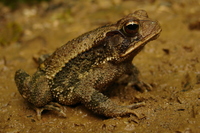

left=0, top=0, right=200, bottom=132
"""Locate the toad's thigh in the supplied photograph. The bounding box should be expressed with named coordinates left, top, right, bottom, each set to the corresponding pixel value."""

left=51, top=86, right=79, bottom=105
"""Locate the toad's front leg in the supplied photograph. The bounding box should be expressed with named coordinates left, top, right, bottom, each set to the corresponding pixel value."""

left=74, top=86, right=144, bottom=117
left=118, top=64, right=152, bottom=92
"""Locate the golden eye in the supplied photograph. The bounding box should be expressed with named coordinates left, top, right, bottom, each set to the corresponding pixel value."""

left=123, top=21, right=139, bottom=36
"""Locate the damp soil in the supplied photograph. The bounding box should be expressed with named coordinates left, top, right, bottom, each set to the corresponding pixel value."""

left=0, top=0, right=200, bottom=132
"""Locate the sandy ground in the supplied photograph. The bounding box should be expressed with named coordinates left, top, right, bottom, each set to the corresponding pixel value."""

left=0, top=0, right=200, bottom=132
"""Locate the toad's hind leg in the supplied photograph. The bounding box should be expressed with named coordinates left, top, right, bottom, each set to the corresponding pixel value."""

left=33, top=86, right=80, bottom=120
left=74, top=87, right=144, bottom=117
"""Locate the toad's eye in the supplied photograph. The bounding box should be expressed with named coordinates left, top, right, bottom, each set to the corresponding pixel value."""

left=123, top=21, right=139, bottom=36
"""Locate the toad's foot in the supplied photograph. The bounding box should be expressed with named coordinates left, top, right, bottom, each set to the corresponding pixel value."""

left=125, top=102, right=145, bottom=118
left=33, top=102, right=66, bottom=120
left=126, top=102, right=145, bottom=109
left=129, top=80, right=152, bottom=92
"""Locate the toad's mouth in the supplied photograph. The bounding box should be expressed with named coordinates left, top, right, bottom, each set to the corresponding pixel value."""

left=120, top=23, right=162, bottom=57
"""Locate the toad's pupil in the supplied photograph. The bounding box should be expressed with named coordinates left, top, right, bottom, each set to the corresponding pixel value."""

left=126, top=24, right=139, bottom=31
